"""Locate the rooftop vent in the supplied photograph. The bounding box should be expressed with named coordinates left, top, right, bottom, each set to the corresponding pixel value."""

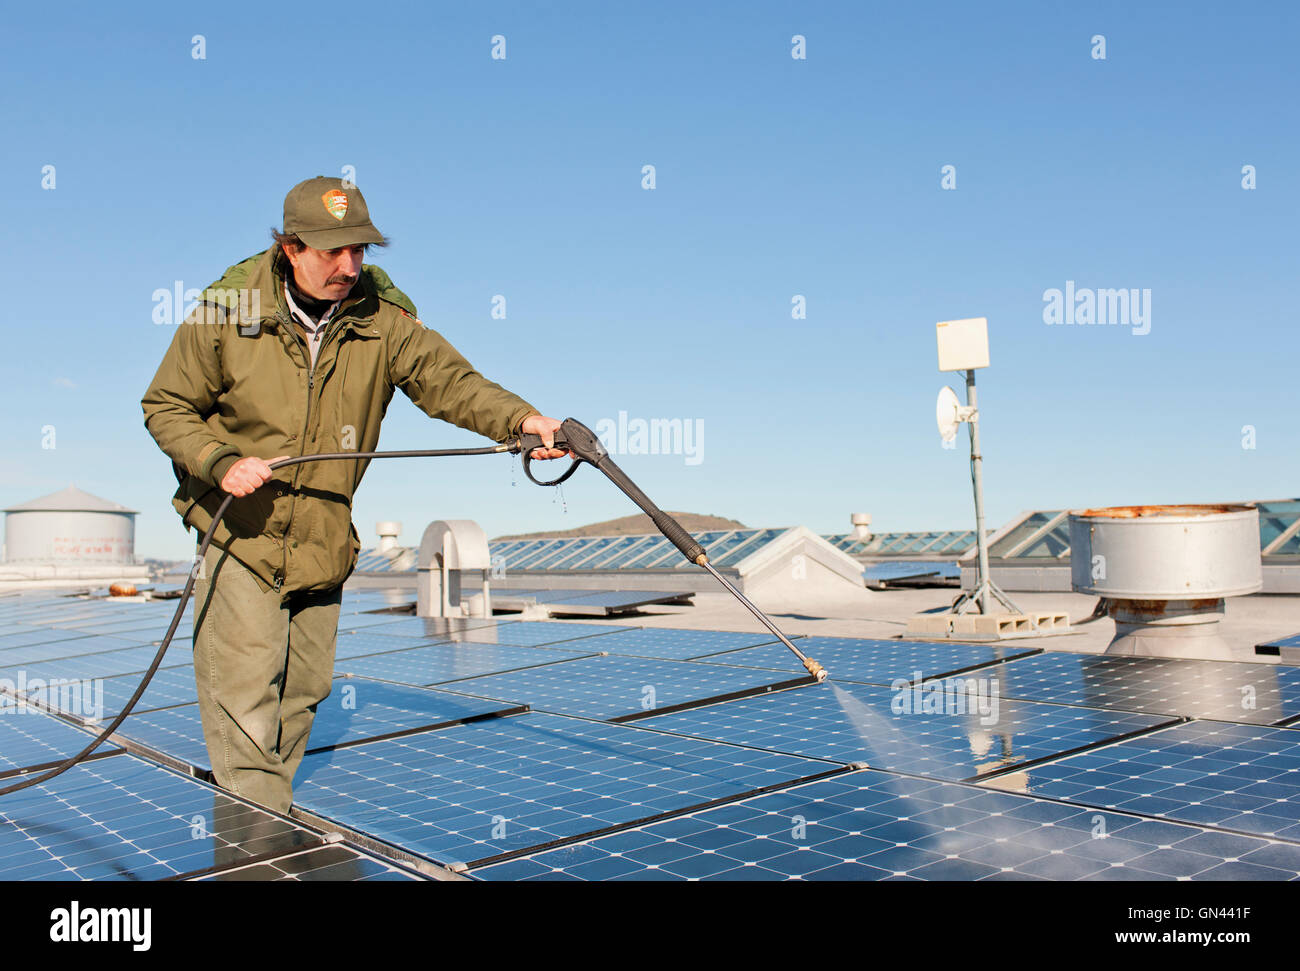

left=1069, top=504, right=1262, bottom=659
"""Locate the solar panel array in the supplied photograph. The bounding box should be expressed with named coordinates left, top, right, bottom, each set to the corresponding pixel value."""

left=490, top=588, right=693, bottom=616
left=2, top=587, right=1299, bottom=881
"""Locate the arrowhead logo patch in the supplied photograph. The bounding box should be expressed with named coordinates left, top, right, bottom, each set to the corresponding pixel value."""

left=321, top=189, right=349, bottom=221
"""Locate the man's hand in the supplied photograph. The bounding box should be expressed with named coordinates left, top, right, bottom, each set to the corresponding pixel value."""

left=221, top=456, right=290, bottom=497
left=520, top=415, right=573, bottom=460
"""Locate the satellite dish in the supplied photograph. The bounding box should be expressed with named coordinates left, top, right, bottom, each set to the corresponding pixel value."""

left=936, top=386, right=961, bottom=443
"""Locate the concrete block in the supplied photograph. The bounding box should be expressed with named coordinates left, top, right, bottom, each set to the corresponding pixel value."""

left=905, top=614, right=953, bottom=636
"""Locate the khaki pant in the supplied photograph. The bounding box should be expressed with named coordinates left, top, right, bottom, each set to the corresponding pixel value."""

left=191, top=543, right=340, bottom=814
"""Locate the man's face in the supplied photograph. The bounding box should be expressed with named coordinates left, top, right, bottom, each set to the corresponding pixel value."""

left=283, top=243, right=365, bottom=302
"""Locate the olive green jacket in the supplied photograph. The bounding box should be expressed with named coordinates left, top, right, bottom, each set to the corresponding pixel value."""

left=141, top=248, right=537, bottom=596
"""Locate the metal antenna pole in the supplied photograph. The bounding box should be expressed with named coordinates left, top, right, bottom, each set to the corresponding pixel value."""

left=967, top=368, right=991, bottom=614
left=950, top=368, right=1026, bottom=618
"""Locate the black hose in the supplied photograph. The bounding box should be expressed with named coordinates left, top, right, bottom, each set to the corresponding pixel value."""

left=0, top=444, right=509, bottom=798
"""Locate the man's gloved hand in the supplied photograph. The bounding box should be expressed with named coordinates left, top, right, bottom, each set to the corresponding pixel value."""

left=521, top=415, right=573, bottom=460
left=221, top=456, right=290, bottom=497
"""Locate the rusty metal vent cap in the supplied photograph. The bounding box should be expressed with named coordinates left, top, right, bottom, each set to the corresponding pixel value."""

left=1068, top=504, right=1261, bottom=599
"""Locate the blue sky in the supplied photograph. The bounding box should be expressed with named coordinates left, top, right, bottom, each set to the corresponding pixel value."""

left=1, top=1, right=1296, bottom=560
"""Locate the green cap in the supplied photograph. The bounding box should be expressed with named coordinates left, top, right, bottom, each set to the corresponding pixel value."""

left=282, top=176, right=386, bottom=249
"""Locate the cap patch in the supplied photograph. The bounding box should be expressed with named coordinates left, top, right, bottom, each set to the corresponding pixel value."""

left=321, top=189, right=349, bottom=221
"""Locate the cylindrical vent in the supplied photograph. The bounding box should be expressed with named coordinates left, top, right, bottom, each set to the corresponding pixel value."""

left=1068, top=504, right=1261, bottom=599
left=375, top=521, right=402, bottom=553
left=851, top=512, right=872, bottom=541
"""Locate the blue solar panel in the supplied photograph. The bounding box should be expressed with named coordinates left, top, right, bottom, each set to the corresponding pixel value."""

left=526, top=591, right=690, bottom=614
left=45, top=610, right=146, bottom=629
left=196, top=844, right=424, bottom=881
left=470, top=769, right=1300, bottom=881
left=559, top=627, right=787, bottom=661
left=0, top=629, right=99, bottom=652
left=1260, top=632, right=1300, bottom=650
left=338, top=640, right=600, bottom=686
left=695, top=636, right=1037, bottom=686
left=980, top=652, right=1300, bottom=725
left=292, top=711, right=836, bottom=868
left=863, top=563, right=941, bottom=584
left=1009, top=721, right=1300, bottom=842
left=31, top=665, right=198, bottom=719
left=0, top=708, right=116, bottom=776
left=115, top=677, right=526, bottom=772
left=440, top=621, right=631, bottom=648
left=0, top=643, right=184, bottom=682
left=0, top=634, right=169, bottom=667
left=62, top=618, right=182, bottom=636
left=333, top=630, right=444, bottom=661
left=443, top=654, right=811, bottom=721
left=0, top=755, right=322, bottom=879
left=639, top=680, right=1172, bottom=781
left=112, top=706, right=210, bottom=770
left=350, top=616, right=514, bottom=639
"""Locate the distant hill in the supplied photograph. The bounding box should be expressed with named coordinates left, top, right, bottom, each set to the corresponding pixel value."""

left=494, top=512, right=747, bottom=541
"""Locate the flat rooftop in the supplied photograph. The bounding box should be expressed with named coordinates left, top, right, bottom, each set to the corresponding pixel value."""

left=0, top=583, right=1297, bottom=881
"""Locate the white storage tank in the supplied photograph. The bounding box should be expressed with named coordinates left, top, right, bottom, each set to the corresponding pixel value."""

left=3, top=485, right=138, bottom=564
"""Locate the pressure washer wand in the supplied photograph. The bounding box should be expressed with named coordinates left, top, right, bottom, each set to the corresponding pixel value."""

left=696, top=558, right=826, bottom=681
left=514, top=418, right=828, bottom=683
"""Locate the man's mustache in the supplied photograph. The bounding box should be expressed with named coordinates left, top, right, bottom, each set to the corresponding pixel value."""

left=327, top=275, right=357, bottom=286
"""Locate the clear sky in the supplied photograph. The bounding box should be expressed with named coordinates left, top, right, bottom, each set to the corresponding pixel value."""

left=1, top=1, right=1296, bottom=560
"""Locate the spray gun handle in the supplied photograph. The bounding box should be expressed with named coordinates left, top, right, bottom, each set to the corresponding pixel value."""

left=515, top=421, right=583, bottom=486
left=513, top=419, right=706, bottom=564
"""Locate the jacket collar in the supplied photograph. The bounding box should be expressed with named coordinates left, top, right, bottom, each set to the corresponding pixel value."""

left=260, top=248, right=378, bottom=336
left=199, top=248, right=382, bottom=338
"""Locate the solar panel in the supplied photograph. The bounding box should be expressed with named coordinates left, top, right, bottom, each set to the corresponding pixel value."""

left=695, top=636, right=1038, bottom=686
left=0, top=708, right=120, bottom=777
left=338, top=640, right=601, bottom=686
left=110, top=706, right=211, bottom=770
left=508, top=591, right=693, bottom=617
left=291, top=711, right=838, bottom=868
left=0, top=643, right=185, bottom=682
left=58, top=617, right=183, bottom=636
left=349, top=616, right=512, bottom=639
left=638, top=680, right=1173, bottom=782
left=333, top=611, right=432, bottom=632
left=30, top=665, right=198, bottom=720
left=863, top=563, right=939, bottom=583
left=979, top=652, right=1300, bottom=725
left=0, top=755, right=322, bottom=880
left=557, top=627, right=788, bottom=661
left=0, top=629, right=99, bottom=652
left=1257, top=632, right=1300, bottom=650
left=333, top=630, right=447, bottom=661
left=435, top=621, right=631, bottom=648
left=194, top=843, right=425, bottom=881
left=470, top=769, right=1300, bottom=881
left=114, top=677, right=528, bottom=772
left=0, top=633, right=175, bottom=668
left=442, top=654, right=812, bottom=722
left=1004, top=721, right=1300, bottom=842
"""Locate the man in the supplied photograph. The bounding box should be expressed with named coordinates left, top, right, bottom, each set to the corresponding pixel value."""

left=142, top=176, right=566, bottom=813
